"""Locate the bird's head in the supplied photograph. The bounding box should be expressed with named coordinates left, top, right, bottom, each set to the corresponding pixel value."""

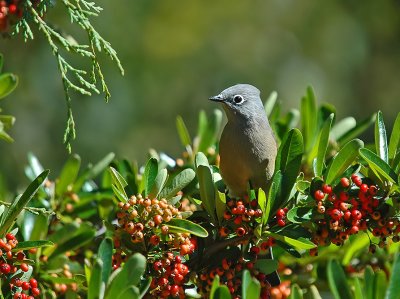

left=209, top=84, right=266, bottom=122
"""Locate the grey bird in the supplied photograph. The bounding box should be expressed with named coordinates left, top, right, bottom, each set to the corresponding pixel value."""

left=209, top=84, right=280, bottom=287
left=209, top=84, right=278, bottom=198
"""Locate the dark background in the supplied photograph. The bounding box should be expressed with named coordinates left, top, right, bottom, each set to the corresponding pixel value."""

left=1, top=0, right=400, bottom=189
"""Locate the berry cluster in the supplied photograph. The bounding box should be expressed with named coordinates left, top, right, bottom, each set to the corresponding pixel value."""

left=0, top=0, right=22, bottom=32
left=197, top=242, right=288, bottom=299
left=0, top=233, right=41, bottom=298
left=113, top=195, right=195, bottom=298
left=219, top=198, right=263, bottom=238
left=310, top=174, right=399, bottom=253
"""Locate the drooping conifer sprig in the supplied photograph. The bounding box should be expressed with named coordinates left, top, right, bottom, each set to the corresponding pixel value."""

left=9, top=0, right=124, bottom=152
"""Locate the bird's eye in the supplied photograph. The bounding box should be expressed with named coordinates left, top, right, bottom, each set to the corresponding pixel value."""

left=233, top=95, right=244, bottom=104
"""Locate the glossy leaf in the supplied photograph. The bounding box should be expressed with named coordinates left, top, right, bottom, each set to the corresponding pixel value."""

left=0, top=170, right=49, bottom=236
left=98, top=238, right=113, bottom=284
left=374, top=270, right=387, bottom=299
left=109, top=167, right=128, bottom=202
left=289, top=284, right=303, bottom=299
left=389, top=112, right=400, bottom=161
left=263, top=232, right=315, bottom=250
left=275, top=129, right=303, bottom=206
left=56, top=154, right=81, bottom=196
left=106, top=253, right=146, bottom=299
left=264, top=91, right=278, bottom=117
left=325, top=139, right=363, bottom=184
left=215, top=190, right=226, bottom=225
left=212, top=286, right=231, bottom=299
left=338, top=113, right=376, bottom=145
left=210, top=275, right=221, bottom=299
left=0, top=54, right=3, bottom=72
left=342, top=233, right=370, bottom=265
left=307, top=285, right=322, bottom=299
left=159, top=168, right=195, bottom=199
left=385, top=253, right=400, bottom=299
left=365, top=266, right=374, bottom=299
left=198, top=109, right=223, bottom=152
left=352, top=278, right=364, bottom=299
left=74, top=153, right=115, bottom=191
left=88, top=259, right=104, bottom=299
left=14, top=240, right=53, bottom=251
left=148, top=168, right=168, bottom=198
left=166, top=218, right=208, bottom=237
left=254, top=259, right=278, bottom=275
left=301, top=86, right=317, bottom=151
left=310, top=114, right=333, bottom=176
left=375, top=111, right=389, bottom=163
left=142, top=158, right=158, bottom=196
left=359, top=148, right=398, bottom=184
left=286, top=207, right=313, bottom=223
left=257, top=188, right=267, bottom=225
left=176, top=115, right=192, bottom=147
left=327, top=259, right=352, bottom=299
left=0, top=73, right=18, bottom=100
left=196, top=164, right=217, bottom=223
left=331, top=117, right=356, bottom=141
left=117, top=287, right=140, bottom=299
left=242, top=270, right=261, bottom=299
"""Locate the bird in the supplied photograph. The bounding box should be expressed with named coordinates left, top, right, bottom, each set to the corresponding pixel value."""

left=209, top=84, right=278, bottom=198
left=209, top=84, right=280, bottom=287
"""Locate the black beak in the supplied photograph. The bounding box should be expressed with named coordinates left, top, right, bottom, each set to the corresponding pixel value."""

left=209, top=94, right=224, bottom=102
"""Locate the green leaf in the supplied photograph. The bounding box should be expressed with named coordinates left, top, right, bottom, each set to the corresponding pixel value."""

left=159, top=168, right=195, bottom=199
left=210, top=275, right=221, bottom=299
left=263, top=232, right=315, bottom=250
left=301, top=86, right=317, bottom=152
left=56, top=154, right=81, bottom=196
left=325, top=139, right=364, bottom=185
left=0, top=54, right=3, bottom=72
left=365, top=266, right=374, bottom=299
left=142, top=158, right=158, bottom=196
left=98, top=238, right=113, bottom=284
left=375, top=111, right=389, bottom=163
left=374, top=270, right=387, bottom=299
left=352, top=278, right=364, bottom=299
left=74, top=153, right=115, bottom=191
left=215, top=190, right=226, bottom=225
left=14, top=240, right=54, bottom=251
left=257, top=188, right=267, bottom=225
left=275, top=129, right=303, bottom=207
left=197, top=165, right=217, bottom=223
left=88, top=259, right=105, bottom=299
left=327, top=259, right=352, bottom=299
left=342, top=233, right=370, bottom=265
left=198, top=109, right=223, bottom=152
left=166, top=218, right=208, bottom=237
left=359, top=148, right=398, bottom=184
left=306, top=285, right=322, bottom=299
left=286, top=207, right=313, bottom=224
left=385, top=253, right=400, bottom=299
left=309, top=114, right=333, bottom=176
left=109, top=167, right=128, bottom=202
left=117, top=286, right=139, bottom=299
left=289, top=284, right=303, bottom=299
left=242, top=270, right=261, bottom=299
left=389, top=112, right=400, bottom=162
left=0, top=73, right=18, bottom=100
left=49, top=229, right=96, bottom=258
left=254, top=259, right=278, bottom=275
left=338, top=114, right=376, bottom=145
left=0, top=170, right=49, bottom=236
left=148, top=168, right=168, bottom=198
left=176, top=115, right=192, bottom=147
left=331, top=117, right=356, bottom=141
left=106, top=253, right=146, bottom=299
left=211, top=285, right=231, bottom=299
left=264, top=91, right=278, bottom=117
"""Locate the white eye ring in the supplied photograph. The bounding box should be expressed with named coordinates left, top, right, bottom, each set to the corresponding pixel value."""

left=233, top=95, right=245, bottom=104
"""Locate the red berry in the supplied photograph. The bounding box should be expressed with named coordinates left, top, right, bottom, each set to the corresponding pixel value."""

left=16, top=251, right=25, bottom=261
left=360, top=184, right=369, bottom=193
left=314, top=190, right=325, bottom=201
left=236, top=227, right=246, bottom=236
left=5, top=233, right=15, bottom=240
left=277, top=219, right=286, bottom=227
left=21, top=281, right=30, bottom=290
left=344, top=211, right=352, bottom=221
left=20, top=263, right=29, bottom=272
left=322, top=184, right=332, bottom=194
left=31, top=288, right=40, bottom=296
left=351, top=174, right=362, bottom=186
left=236, top=205, right=245, bottom=214
left=170, top=285, right=180, bottom=297
left=276, top=209, right=285, bottom=217
left=153, top=215, right=163, bottom=225
left=349, top=226, right=359, bottom=234
left=369, top=185, right=378, bottom=195
left=351, top=209, right=362, bottom=220
left=331, top=209, right=342, bottom=221
left=340, top=178, right=350, bottom=188
left=1, top=263, right=11, bottom=274
left=250, top=246, right=260, bottom=255
left=339, top=191, right=349, bottom=201
left=29, top=278, right=38, bottom=288
left=149, top=235, right=160, bottom=246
